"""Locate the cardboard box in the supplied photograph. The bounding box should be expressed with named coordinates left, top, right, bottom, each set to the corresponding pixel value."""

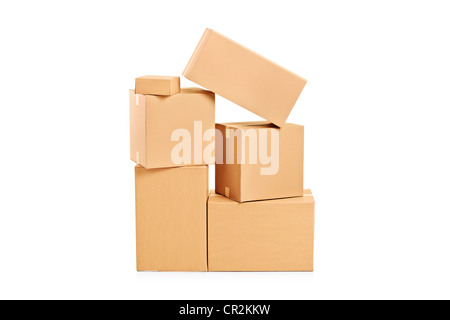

left=208, top=190, right=315, bottom=271
left=135, top=75, right=180, bottom=95
left=130, top=88, right=215, bottom=169
left=215, top=121, right=303, bottom=202
left=135, top=165, right=208, bottom=271
left=183, top=28, right=307, bottom=127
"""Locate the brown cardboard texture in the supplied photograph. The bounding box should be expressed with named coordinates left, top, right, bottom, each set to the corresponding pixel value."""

left=183, top=28, right=307, bottom=127
left=135, top=165, right=208, bottom=271
left=130, top=88, right=215, bottom=169
left=215, top=121, right=303, bottom=202
left=208, top=190, right=315, bottom=271
left=135, top=75, right=180, bottom=95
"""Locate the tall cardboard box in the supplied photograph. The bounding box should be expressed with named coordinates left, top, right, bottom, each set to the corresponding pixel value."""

left=183, top=28, right=307, bottom=127
left=135, top=165, right=208, bottom=271
left=215, top=121, right=303, bottom=202
left=208, top=190, right=315, bottom=271
left=130, top=88, right=215, bottom=169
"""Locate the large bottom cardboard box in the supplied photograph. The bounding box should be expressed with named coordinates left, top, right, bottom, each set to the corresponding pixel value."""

left=208, top=190, right=314, bottom=271
left=135, top=165, right=208, bottom=271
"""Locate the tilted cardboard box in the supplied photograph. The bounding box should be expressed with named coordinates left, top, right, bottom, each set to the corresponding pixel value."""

left=130, top=88, right=215, bottom=169
left=135, top=75, right=180, bottom=95
left=208, top=190, right=315, bottom=271
left=183, top=28, right=307, bottom=127
left=215, top=121, right=303, bottom=202
left=135, top=165, right=208, bottom=271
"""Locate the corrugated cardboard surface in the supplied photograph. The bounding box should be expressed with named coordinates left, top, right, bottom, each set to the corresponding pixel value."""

left=215, top=121, right=304, bottom=202
left=130, top=88, right=215, bottom=169
left=129, top=90, right=147, bottom=167
left=183, top=28, right=307, bottom=127
left=208, top=190, right=314, bottom=271
left=135, top=165, right=209, bottom=271
left=214, top=123, right=241, bottom=201
left=135, top=75, right=180, bottom=95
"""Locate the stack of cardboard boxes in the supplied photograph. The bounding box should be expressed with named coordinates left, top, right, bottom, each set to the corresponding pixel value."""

left=130, top=28, right=315, bottom=272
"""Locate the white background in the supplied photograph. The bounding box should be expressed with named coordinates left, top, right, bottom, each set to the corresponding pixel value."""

left=0, top=0, right=449, bottom=300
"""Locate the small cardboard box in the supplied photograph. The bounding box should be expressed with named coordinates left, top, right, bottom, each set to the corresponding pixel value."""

left=215, top=121, right=303, bottom=202
left=135, top=165, right=209, bottom=271
left=208, top=190, right=315, bottom=271
left=135, top=75, right=180, bottom=95
left=130, top=88, right=215, bottom=169
left=183, top=28, right=307, bottom=127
